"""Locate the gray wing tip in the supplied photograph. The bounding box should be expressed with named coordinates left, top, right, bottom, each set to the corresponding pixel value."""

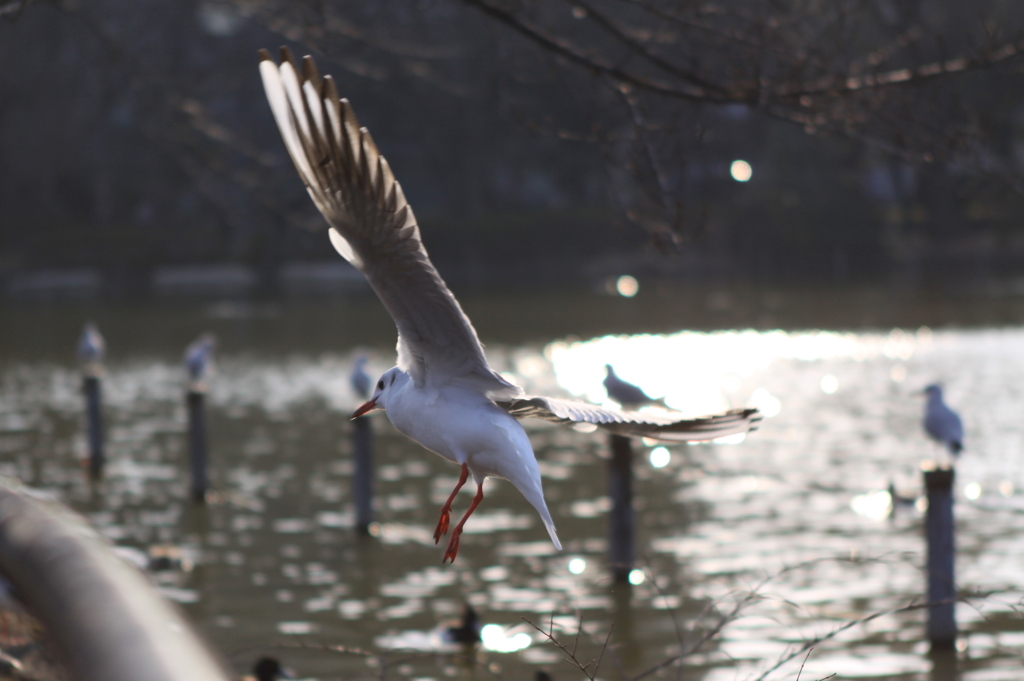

left=323, top=75, right=340, bottom=105
left=302, top=54, right=322, bottom=88
left=496, top=396, right=764, bottom=444
left=733, top=406, right=763, bottom=429
left=279, top=45, right=298, bottom=67
left=687, top=406, right=763, bottom=431
left=624, top=406, right=762, bottom=443
left=258, top=47, right=411, bottom=224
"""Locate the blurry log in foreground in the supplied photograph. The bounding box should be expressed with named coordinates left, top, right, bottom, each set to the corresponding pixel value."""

left=0, top=477, right=229, bottom=681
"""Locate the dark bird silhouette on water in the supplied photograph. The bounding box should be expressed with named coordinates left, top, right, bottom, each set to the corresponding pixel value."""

left=603, top=364, right=662, bottom=407
left=442, top=604, right=482, bottom=645
left=923, top=384, right=963, bottom=457
left=243, top=657, right=291, bottom=681
left=887, top=481, right=917, bottom=518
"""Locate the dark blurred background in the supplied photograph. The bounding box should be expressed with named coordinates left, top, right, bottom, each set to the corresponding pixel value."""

left=3, top=0, right=1024, bottom=302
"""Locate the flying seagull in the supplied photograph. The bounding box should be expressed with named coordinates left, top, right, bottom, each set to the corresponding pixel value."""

left=923, top=384, right=963, bottom=458
left=258, top=48, right=761, bottom=562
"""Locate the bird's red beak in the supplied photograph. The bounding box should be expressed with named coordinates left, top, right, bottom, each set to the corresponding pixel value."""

left=351, top=398, right=378, bottom=420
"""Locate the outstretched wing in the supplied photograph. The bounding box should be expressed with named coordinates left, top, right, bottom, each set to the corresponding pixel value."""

left=259, top=48, right=519, bottom=399
left=498, top=396, right=762, bottom=443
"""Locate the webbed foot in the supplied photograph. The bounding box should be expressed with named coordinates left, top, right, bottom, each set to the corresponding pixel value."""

left=434, top=508, right=451, bottom=543
left=442, top=528, right=463, bottom=564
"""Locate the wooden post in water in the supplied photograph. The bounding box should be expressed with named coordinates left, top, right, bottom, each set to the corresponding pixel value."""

left=186, top=388, right=209, bottom=502
left=183, top=334, right=216, bottom=503
left=608, top=434, right=635, bottom=583
left=82, top=372, right=105, bottom=479
left=352, top=416, right=374, bottom=533
left=924, top=468, right=956, bottom=649
left=77, top=323, right=106, bottom=480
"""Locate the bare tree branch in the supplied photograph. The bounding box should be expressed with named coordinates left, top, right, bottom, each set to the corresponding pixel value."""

left=0, top=0, right=33, bottom=22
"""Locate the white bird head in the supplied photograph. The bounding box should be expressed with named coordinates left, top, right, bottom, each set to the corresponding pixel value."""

left=351, top=367, right=403, bottom=419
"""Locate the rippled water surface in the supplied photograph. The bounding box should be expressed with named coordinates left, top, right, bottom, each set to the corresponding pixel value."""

left=1, top=290, right=1023, bottom=680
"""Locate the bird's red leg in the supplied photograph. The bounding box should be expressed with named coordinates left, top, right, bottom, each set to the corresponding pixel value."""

left=434, top=463, right=469, bottom=544
left=442, top=482, right=484, bottom=564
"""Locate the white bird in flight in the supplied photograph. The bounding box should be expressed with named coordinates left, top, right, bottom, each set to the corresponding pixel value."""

left=259, top=48, right=762, bottom=562
left=923, top=384, right=963, bottom=458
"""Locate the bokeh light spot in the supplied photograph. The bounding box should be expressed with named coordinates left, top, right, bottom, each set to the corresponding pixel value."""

left=748, top=387, right=781, bottom=418
left=481, top=624, right=532, bottom=653
left=730, top=160, right=752, bottom=182
left=851, top=490, right=893, bottom=520
left=616, top=275, right=639, bottom=297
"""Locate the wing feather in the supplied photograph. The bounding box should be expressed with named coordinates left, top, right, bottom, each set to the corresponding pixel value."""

left=259, top=48, right=519, bottom=399
left=498, top=396, right=762, bottom=443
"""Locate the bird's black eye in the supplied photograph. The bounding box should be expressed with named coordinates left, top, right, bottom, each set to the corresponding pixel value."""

left=377, top=380, right=384, bottom=390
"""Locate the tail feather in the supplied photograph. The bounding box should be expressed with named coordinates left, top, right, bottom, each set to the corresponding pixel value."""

left=504, top=460, right=562, bottom=551
left=534, top=503, right=562, bottom=551
left=488, top=413, right=562, bottom=551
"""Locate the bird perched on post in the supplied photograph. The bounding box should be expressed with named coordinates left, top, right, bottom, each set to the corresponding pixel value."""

left=77, top=322, right=106, bottom=373
left=603, top=364, right=663, bottom=408
left=259, top=48, right=761, bottom=563
left=350, top=355, right=371, bottom=401
left=923, top=384, right=963, bottom=458
left=184, top=333, right=217, bottom=390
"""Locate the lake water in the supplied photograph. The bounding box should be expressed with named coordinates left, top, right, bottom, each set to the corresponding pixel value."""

left=1, top=286, right=1023, bottom=680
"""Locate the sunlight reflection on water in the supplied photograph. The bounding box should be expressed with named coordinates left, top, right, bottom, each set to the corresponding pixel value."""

left=3, top=323, right=1024, bottom=679
left=544, top=326, right=933, bottom=416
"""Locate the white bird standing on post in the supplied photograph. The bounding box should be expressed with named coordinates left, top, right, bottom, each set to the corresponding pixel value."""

left=259, top=48, right=762, bottom=563
left=184, top=333, right=217, bottom=389
left=350, top=355, right=372, bottom=401
left=77, top=322, right=106, bottom=367
left=923, top=384, right=963, bottom=458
